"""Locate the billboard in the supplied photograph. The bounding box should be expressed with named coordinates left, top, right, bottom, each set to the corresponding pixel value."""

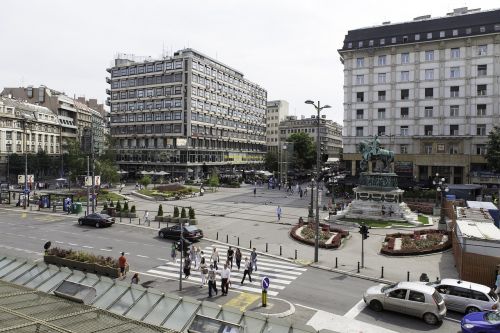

left=18, top=175, right=34, bottom=184
left=85, top=176, right=101, bottom=186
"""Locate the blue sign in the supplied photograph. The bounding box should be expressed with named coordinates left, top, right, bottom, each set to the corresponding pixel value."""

left=262, top=277, right=270, bottom=290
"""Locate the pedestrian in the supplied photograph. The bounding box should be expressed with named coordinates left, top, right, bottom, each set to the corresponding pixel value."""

left=495, top=271, right=500, bottom=296
left=253, top=187, right=256, bottom=197
left=208, top=264, right=218, bottom=297
left=211, top=247, right=220, bottom=270
left=194, top=246, right=201, bottom=269
left=220, top=263, right=231, bottom=296
left=144, top=210, right=150, bottom=224
left=227, top=246, right=234, bottom=269
left=118, top=252, right=128, bottom=279
left=190, top=244, right=196, bottom=265
left=276, top=205, right=282, bottom=222
left=171, top=243, right=177, bottom=263
left=183, top=256, right=191, bottom=279
left=240, top=257, right=252, bottom=284
left=235, top=248, right=242, bottom=270
left=299, top=189, right=303, bottom=199
left=131, top=273, right=140, bottom=284
left=200, top=257, right=208, bottom=287
left=250, top=248, right=257, bottom=271
left=278, top=182, right=281, bottom=191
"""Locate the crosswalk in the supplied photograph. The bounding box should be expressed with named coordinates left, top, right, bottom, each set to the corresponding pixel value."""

left=146, top=244, right=307, bottom=296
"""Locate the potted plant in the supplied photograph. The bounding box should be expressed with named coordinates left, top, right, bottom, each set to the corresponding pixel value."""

left=129, top=205, right=137, bottom=218
left=188, top=207, right=197, bottom=225
left=172, top=206, right=180, bottom=223
left=155, top=204, right=164, bottom=221
left=180, top=207, right=188, bottom=224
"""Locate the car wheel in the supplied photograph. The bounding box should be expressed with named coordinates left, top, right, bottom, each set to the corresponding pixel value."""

left=369, top=300, right=383, bottom=312
left=423, top=312, right=438, bottom=325
left=465, top=306, right=480, bottom=314
left=95, top=222, right=100, bottom=228
left=159, top=232, right=165, bottom=238
left=78, top=220, right=83, bottom=225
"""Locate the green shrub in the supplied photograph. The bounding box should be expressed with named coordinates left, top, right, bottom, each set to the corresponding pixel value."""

left=116, top=200, right=122, bottom=212
left=173, top=206, right=179, bottom=218
left=110, top=201, right=114, bottom=208
left=123, top=201, right=129, bottom=212
left=181, top=207, right=187, bottom=218
left=188, top=207, right=195, bottom=219
left=103, top=202, right=108, bottom=210
left=158, top=204, right=163, bottom=217
left=130, top=205, right=136, bottom=213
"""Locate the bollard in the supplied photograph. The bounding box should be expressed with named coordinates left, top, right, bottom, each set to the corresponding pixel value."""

left=280, top=245, right=282, bottom=256
left=158, top=221, right=160, bottom=229
left=381, top=266, right=384, bottom=279
left=138, top=217, right=140, bottom=225
left=250, top=240, right=252, bottom=249
left=357, top=261, right=360, bottom=273
left=129, top=216, right=132, bottom=224
left=226, top=234, right=228, bottom=243
left=407, top=271, right=410, bottom=282
left=216, top=232, right=219, bottom=240
left=294, top=249, right=297, bottom=260
left=237, top=237, right=240, bottom=246
left=335, top=257, right=338, bottom=269
left=266, top=243, right=268, bottom=252
left=120, top=215, right=122, bottom=223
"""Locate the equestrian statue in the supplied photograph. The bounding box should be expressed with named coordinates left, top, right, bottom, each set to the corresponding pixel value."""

left=358, top=135, right=394, bottom=173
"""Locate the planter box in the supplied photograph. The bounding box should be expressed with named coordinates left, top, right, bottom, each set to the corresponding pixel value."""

left=172, top=217, right=180, bottom=224
left=163, top=216, right=172, bottom=223
left=94, top=264, right=125, bottom=278
left=188, top=219, right=197, bottom=225
left=155, top=215, right=163, bottom=222
left=44, top=256, right=93, bottom=272
left=180, top=218, right=188, bottom=224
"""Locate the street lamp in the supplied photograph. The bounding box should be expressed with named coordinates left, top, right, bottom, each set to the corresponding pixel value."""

left=305, top=100, right=331, bottom=263
left=20, top=115, right=31, bottom=210
left=433, top=173, right=449, bottom=230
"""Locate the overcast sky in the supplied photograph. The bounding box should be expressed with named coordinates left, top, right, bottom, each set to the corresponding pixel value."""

left=0, top=0, right=497, bottom=124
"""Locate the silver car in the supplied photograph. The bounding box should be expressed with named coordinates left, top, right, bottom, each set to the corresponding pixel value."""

left=363, top=281, right=446, bottom=325
left=427, top=278, right=499, bottom=314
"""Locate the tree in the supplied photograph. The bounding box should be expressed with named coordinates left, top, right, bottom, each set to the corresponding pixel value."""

left=264, top=151, right=278, bottom=172
left=288, top=132, right=316, bottom=171
left=115, top=200, right=121, bottom=212
left=64, top=139, right=85, bottom=183
left=486, top=126, right=500, bottom=172
left=208, top=169, right=220, bottom=189
left=157, top=204, right=163, bottom=216
left=188, top=207, right=195, bottom=219
left=173, top=206, right=179, bottom=218
left=139, top=175, right=152, bottom=189
left=180, top=207, right=187, bottom=218
left=96, top=160, right=119, bottom=184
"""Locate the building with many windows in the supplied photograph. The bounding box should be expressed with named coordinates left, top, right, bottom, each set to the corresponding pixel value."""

left=106, top=49, right=267, bottom=178
left=266, top=100, right=289, bottom=152
left=338, top=7, right=500, bottom=184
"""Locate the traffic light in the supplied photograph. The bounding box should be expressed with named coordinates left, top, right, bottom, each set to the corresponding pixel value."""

left=359, top=225, right=370, bottom=240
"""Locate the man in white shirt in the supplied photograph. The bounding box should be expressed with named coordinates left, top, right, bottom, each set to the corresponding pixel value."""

left=220, top=263, right=231, bottom=296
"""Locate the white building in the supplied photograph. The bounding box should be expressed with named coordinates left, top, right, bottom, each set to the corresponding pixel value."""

left=266, top=100, right=289, bottom=152
left=338, top=7, right=500, bottom=184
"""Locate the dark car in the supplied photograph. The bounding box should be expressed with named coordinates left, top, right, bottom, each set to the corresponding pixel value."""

left=78, top=213, right=115, bottom=228
left=461, top=310, right=500, bottom=333
left=158, top=225, right=203, bottom=241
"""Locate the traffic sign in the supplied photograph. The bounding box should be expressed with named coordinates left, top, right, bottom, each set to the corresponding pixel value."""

left=261, top=277, right=270, bottom=290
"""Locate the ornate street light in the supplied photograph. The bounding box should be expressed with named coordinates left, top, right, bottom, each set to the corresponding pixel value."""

left=433, top=173, right=449, bottom=230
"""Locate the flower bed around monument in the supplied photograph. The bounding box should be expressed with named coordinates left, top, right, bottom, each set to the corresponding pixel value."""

left=381, top=229, right=451, bottom=256
left=290, top=222, right=349, bottom=249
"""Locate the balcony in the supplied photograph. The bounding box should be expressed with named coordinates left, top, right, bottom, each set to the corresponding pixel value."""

left=106, top=89, right=111, bottom=95
left=106, top=77, right=111, bottom=84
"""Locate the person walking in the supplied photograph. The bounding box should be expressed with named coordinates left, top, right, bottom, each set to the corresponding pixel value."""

left=189, top=244, right=196, bottom=266
left=183, top=256, right=191, bottom=279
left=118, top=252, right=128, bottom=279
left=200, top=257, right=208, bottom=287
left=235, top=248, right=242, bottom=270
left=211, top=247, right=220, bottom=270
left=144, top=210, right=150, bottom=224
left=227, top=246, right=234, bottom=269
left=220, top=263, right=231, bottom=296
left=194, top=246, right=201, bottom=270
left=131, top=273, right=140, bottom=284
left=207, top=264, right=218, bottom=297
left=253, top=187, right=256, bottom=197
left=240, top=258, right=252, bottom=284
left=171, top=243, right=177, bottom=263
left=250, top=248, right=258, bottom=271
left=276, top=206, right=282, bottom=222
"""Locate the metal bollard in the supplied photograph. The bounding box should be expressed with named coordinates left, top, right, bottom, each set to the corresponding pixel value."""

left=226, top=234, right=228, bottom=243
left=129, top=216, right=131, bottom=224
left=138, top=217, right=140, bottom=225
left=216, top=232, right=219, bottom=240
left=279, top=245, right=282, bottom=256
left=357, top=262, right=360, bottom=273
left=250, top=240, right=252, bottom=249
left=237, top=237, right=240, bottom=246
left=266, top=243, right=268, bottom=252
left=294, top=249, right=297, bottom=260
left=158, top=221, right=160, bottom=229
left=407, top=271, right=410, bottom=282
left=335, top=257, right=338, bottom=268
left=381, top=266, right=384, bottom=279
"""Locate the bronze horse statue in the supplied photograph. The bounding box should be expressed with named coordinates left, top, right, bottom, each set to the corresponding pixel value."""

left=358, top=139, right=394, bottom=173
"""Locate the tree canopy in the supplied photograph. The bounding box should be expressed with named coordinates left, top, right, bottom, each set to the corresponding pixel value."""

left=486, top=126, right=500, bottom=172
left=288, top=132, right=316, bottom=171
left=264, top=151, right=278, bottom=172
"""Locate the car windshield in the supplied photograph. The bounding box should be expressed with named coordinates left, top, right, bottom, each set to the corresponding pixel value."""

left=432, top=291, right=443, bottom=303
left=184, top=226, right=198, bottom=232
left=484, top=311, right=500, bottom=323
left=381, top=283, right=398, bottom=292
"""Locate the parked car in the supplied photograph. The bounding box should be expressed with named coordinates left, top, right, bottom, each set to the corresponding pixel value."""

left=461, top=310, right=500, bottom=333
left=363, top=281, right=446, bottom=325
left=426, top=279, right=499, bottom=314
left=78, top=213, right=115, bottom=228
left=158, top=225, right=203, bottom=241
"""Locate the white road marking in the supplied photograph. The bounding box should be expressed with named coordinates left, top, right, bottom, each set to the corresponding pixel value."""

left=295, top=303, right=321, bottom=311
left=343, top=299, right=366, bottom=319
left=99, top=248, right=112, bottom=252
left=444, top=317, right=461, bottom=323
left=136, top=254, right=149, bottom=258
left=156, top=258, right=169, bottom=261
left=82, top=245, right=93, bottom=249
left=55, top=241, right=64, bottom=244
left=68, top=243, right=78, bottom=246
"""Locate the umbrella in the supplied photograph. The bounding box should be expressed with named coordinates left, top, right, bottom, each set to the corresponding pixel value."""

left=156, top=171, right=169, bottom=176
left=56, top=178, right=66, bottom=182
left=117, top=170, right=128, bottom=174
left=138, top=170, right=149, bottom=175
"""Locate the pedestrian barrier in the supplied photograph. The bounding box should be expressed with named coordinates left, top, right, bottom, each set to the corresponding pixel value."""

left=407, top=271, right=410, bottom=281
left=335, top=257, right=338, bottom=268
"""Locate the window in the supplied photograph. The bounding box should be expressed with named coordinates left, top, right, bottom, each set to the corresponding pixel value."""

left=347, top=42, right=352, bottom=48
left=401, top=89, right=409, bottom=100
left=450, top=125, right=459, bottom=136
left=358, top=41, right=363, bottom=47
left=409, top=291, right=426, bottom=303
left=476, top=144, right=487, bottom=155
left=452, top=29, right=458, bottom=36
left=450, top=67, right=460, bottom=78
left=421, top=126, right=435, bottom=139
left=425, top=69, right=434, bottom=80
left=400, top=71, right=409, bottom=82
left=415, top=34, right=420, bottom=41
left=400, top=107, right=409, bottom=118
left=424, top=144, right=432, bottom=154
left=439, top=31, right=445, bottom=38
left=16, top=132, right=22, bottom=140
left=427, top=32, right=432, bottom=39
left=391, top=37, right=396, bottom=43
left=449, top=143, right=459, bottom=154
left=478, top=45, right=487, bottom=56
left=389, top=289, right=407, bottom=299
left=466, top=28, right=472, bottom=34
left=403, top=36, right=408, bottom=43
left=6, top=131, right=12, bottom=140
left=450, top=86, right=459, bottom=97
left=400, top=126, right=409, bottom=136
left=378, top=126, right=386, bottom=136
left=378, top=55, right=387, bottom=65
left=356, top=58, right=364, bottom=67
left=356, top=127, right=364, bottom=137
left=369, top=40, right=374, bottom=46
left=378, top=73, right=386, bottom=83
left=400, top=144, right=408, bottom=154
left=425, top=88, right=433, bottom=99
left=425, top=50, right=434, bottom=61
left=449, top=286, right=471, bottom=298
left=477, top=104, right=486, bottom=116
left=378, top=91, right=386, bottom=101
left=380, top=38, right=385, bottom=45
left=378, top=108, right=386, bottom=119
left=450, top=48, right=460, bottom=58
left=477, top=84, right=487, bottom=96
left=471, top=291, right=489, bottom=302
left=424, top=107, right=433, bottom=117
left=356, top=75, right=364, bottom=85
left=450, top=105, right=459, bottom=117
left=356, top=109, right=364, bottom=119
left=401, top=53, right=409, bottom=64
left=477, top=64, right=487, bottom=76
left=477, top=124, right=486, bottom=136
left=356, top=92, right=364, bottom=102
left=479, top=26, right=486, bottom=33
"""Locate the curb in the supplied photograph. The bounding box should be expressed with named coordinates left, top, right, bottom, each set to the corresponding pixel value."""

left=257, top=297, right=296, bottom=318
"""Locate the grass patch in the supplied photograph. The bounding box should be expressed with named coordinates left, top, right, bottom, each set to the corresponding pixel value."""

left=138, top=189, right=155, bottom=196
left=97, top=190, right=125, bottom=203
left=340, top=218, right=412, bottom=228
left=418, top=214, right=431, bottom=225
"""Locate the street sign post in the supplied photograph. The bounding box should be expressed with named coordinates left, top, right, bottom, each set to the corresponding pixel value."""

left=261, top=277, right=270, bottom=307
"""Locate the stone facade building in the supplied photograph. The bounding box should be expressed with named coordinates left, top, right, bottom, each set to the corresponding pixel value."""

left=266, top=100, right=289, bottom=153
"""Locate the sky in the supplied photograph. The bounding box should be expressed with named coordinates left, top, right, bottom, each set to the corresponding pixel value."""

left=0, top=0, right=498, bottom=124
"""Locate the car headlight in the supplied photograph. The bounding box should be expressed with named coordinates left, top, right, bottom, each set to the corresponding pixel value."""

left=463, top=324, right=474, bottom=329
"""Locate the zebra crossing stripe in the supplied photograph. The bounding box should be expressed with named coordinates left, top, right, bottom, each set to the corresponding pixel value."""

left=204, top=245, right=304, bottom=267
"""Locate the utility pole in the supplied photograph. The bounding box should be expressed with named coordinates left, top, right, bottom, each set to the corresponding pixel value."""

left=179, top=217, right=184, bottom=291
left=23, top=119, right=28, bottom=210
left=86, top=156, right=90, bottom=215
left=359, top=225, right=370, bottom=268
left=91, top=127, right=95, bottom=213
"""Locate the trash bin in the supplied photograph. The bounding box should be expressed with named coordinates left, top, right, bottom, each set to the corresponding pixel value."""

left=74, top=202, right=83, bottom=214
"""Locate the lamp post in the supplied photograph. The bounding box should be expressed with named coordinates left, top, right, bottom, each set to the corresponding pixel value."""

left=305, top=100, right=331, bottom=263
left=21, top=115, right=31, bottom=210
left=433, top=173, right=449, bottom=231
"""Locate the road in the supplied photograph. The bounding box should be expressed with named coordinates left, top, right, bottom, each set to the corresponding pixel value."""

left=0, top=208, right=461, bottom=333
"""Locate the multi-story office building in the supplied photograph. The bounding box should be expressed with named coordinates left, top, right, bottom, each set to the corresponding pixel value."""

left=339, top=7, right=500, bottom=184
left=266, top=100, right=289, bottom=153
left=0, top=96, right=61, bottom=179
left=106, top=49, right=267, bottom=178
